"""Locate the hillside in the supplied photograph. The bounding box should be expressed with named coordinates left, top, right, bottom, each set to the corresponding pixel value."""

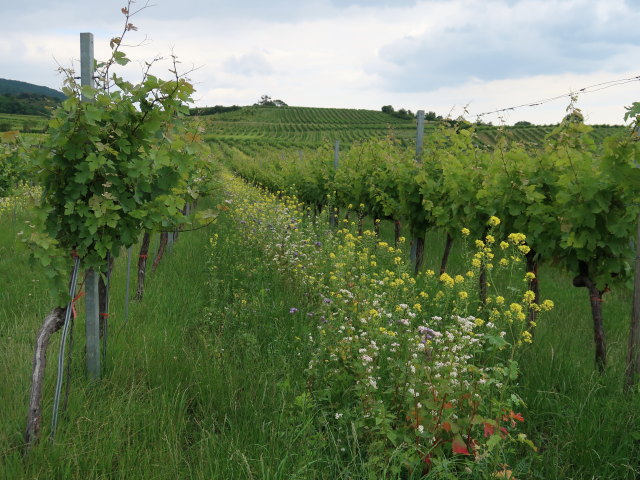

left=0, top=79, right=65, bottom=100
left=0, top=79, right=65, bottom=116
left=195, top=105, right=628, bottom=149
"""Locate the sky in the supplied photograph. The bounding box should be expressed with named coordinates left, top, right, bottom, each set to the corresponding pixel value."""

left=2, top=0, right=640, bottom=125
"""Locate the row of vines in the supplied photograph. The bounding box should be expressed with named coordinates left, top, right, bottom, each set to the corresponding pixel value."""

left=0, top=3, right=219, bottom=447
left=220, top=101, right=640, bottom=381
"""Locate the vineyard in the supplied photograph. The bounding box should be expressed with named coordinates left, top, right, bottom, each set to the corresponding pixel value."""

left=1, top=12, right=640, bottom=478
left=196, top=104, right=628, bottom=150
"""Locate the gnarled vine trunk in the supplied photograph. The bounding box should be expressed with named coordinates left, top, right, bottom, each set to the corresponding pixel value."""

left=152, top=232, right=169, bottom=272
left=25, top=307, right=66, bottom=447
left=439, top=233, right=454, bottom=275
left=135, top=231, right=151, bottom=300
left=573, top=261, right=607, bottom=372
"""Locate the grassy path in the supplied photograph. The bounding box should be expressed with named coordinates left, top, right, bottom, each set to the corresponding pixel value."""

left=2, top=180, right=640, bottom=478
left=0, top=202, right=328, bottom=479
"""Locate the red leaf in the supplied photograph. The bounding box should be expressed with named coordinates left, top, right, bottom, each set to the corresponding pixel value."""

left=483, top=422, right=495, bottom=437
left=443, top=402, right=454, bottom=409
left=121, top=7, right=129, bottom=15
left=442, top=422, right=452, bottom=432
left=511, top=411, right=524, bottom=422
left=452, top=436, right=470, bottom=455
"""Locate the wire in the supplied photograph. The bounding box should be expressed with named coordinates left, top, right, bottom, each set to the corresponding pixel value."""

left=469, top=74, right=640, bottom=120
left=51, top=255, right=81, bottom=441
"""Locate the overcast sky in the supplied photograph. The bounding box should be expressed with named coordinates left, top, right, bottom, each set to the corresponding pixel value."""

left=2, top=0, right=639, bottom=124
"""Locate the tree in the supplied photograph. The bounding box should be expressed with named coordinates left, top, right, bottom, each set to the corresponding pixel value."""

left=255, top=95, right=287, bottom=107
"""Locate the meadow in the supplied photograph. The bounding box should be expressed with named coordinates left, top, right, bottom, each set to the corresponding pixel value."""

left=0, top=106, right=639, bottom=478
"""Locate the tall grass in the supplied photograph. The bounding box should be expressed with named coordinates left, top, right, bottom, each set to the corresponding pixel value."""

left=1, top=196, right=639, bottom=478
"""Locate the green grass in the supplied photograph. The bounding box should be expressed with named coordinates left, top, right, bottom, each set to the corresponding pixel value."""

left=1, top=188, right=639, bottom=478
left=0, top=200, right=340, bottom=479
left=0, top=113, right=48, bottom=133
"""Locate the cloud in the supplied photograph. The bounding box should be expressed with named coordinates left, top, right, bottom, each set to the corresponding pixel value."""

left=223, top=52, right=274, bottom=76
left=375, top=0, right=640, bottom=92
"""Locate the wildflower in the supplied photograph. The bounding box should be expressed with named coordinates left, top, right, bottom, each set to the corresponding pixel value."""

left=485, top=234, right=495, bottom=244
left=541, top=299, right=554, bottom=311
left=461, top=227, right=470, bottom=236
left=475, top=239, right=485, bottom=249
left=518, top=245, right=531, bottom=254
left=440, top=273, right=455, bottom=288
left=522, top=330, right=533, bottom=343
left=454, top=275, right=465, bottom=284
left=289, top=307, right=299, bottom=314
left=508, top=233, right=526, bottom=245
left=500, top=241, right=509, bottom=250
left=488, top=216, right=501, bottom=226
left=523, top=290, right=536, bottom=304
left=459, top=291, right=469, bottom=300
left=495, top=296, right=505, bottom=305
left=524, top=272, right=536, bottom=281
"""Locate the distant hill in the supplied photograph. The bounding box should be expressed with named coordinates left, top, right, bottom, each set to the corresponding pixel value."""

left=196, top=105, right=628, bottom=149
left=0, top=79, right=65, bottom=116
left=0, top=79, right=65, bottom=100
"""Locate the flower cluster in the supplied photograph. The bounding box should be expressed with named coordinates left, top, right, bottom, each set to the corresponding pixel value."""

left=216, top=179, right=550, bottom=475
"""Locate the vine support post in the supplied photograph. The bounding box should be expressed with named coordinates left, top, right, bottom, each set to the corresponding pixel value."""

left=85, top=268, right=101, bottom=380
left=411, top=110, right=426, bottom=275
left=124, top=246, right=132, bottom=323
left=330, top=140, right=339, bottom=228
left=625, top=212, right=640, bottom=390
left=80, top=32, right=100, bottom=380
left=80, top=33, right=94, bottom=100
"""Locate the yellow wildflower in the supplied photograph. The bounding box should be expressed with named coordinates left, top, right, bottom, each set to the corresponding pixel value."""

left=541, top=299, right=554, bottom=311
left=488, top=216, right=501, bottom=226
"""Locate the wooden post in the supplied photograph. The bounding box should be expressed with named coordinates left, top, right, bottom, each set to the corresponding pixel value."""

left=85, top=268, right=101, bottom=380
left=411, top=111, right=426, bottom=274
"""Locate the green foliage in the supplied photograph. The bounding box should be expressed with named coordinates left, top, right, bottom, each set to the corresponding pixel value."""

left=0, top=93, right=61, bottom=116
left=27, top=26, right=214, bottom=304
left=0, top=132, right=37, bottom=196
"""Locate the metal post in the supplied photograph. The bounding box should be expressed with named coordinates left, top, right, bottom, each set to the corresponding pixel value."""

left=80, top=32, right=100, bottom=379
left=85, top=268, right=101, bottom=380
left=124, top=246, right=132, bottom=323
left=80, top=33, right=94, bottom=101
left=416, top=110, right=425, bottom=161
left=330, top=140, right=340, bottom=228
left=411, top=110, right=426, bottom=271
